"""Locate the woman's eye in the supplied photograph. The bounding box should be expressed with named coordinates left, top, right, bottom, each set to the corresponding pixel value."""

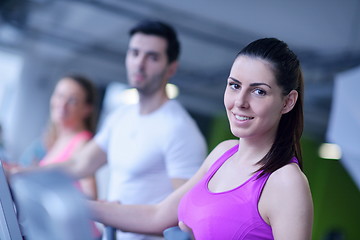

left=67, top=97, right=80, bottom=105
left=229, top=82, right=240, bottom=90
left=254, top=88, right=266, bottom=96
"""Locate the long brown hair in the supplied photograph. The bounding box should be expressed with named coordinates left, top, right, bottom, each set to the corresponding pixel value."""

left=237, top=38, right=304, bottom=176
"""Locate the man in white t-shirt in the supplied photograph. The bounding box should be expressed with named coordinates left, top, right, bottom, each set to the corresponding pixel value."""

left=58, top=20, right=207, bottom=240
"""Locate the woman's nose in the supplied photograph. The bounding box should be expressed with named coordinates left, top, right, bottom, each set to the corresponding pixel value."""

left=235, top=92, right=249, bottom=108
left=57, top=101, right=68, bottom=110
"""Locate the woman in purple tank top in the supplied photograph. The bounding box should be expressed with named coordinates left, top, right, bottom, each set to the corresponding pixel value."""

left=89, top=38, right=313, bottom=240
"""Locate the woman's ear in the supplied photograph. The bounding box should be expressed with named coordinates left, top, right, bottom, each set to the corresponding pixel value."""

left=282, top=90, right=298, bottom=114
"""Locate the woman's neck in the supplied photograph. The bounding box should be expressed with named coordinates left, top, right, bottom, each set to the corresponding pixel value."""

left=236, top=135, right=274, bottom=166
left=56, top=124, right=86, bottom=138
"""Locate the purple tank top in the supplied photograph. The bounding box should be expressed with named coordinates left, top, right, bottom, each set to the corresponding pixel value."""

left=178, top=144, right=297, bottom=240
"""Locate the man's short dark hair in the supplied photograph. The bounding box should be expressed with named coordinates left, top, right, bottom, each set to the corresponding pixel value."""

left=129, top=20, right=180, bottom=63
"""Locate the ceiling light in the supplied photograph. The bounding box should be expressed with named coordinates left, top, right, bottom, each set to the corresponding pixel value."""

left=318, top=143, right=342, bottom=160
left=166, top=83, right=179, bottom=99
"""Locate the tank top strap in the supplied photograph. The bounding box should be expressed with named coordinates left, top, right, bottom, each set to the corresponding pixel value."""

left=254, top=156, right=299, bottom=203
left=63, top=131, right=92, bottom=157
left=208, top=144, right=239, bottom=174
left=70, top=131, right=92, bottom=145
left=39, top=131, right=93, bottom=166
left=290, top=156, right=299, bottom=164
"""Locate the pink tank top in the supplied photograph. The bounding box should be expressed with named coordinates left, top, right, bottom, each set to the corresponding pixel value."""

left=39, top=131, right=92, bottom=166
left=38, top=131, right=92, bottom=190
left=178, top=144, right=297, bottom=240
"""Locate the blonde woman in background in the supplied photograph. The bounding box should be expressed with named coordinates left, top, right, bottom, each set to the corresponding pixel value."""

left=19, top=74, right=99, bottom=200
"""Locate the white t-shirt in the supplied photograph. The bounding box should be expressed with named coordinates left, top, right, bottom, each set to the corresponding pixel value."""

left=95, top=100, right=207, bottom=240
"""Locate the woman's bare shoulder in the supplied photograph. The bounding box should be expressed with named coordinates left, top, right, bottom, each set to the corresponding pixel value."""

left=268, top=163, right=309, bottom=188
left=265, top=163, right=312, bottom=211
left=263, top=163, right=313, bottom=239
